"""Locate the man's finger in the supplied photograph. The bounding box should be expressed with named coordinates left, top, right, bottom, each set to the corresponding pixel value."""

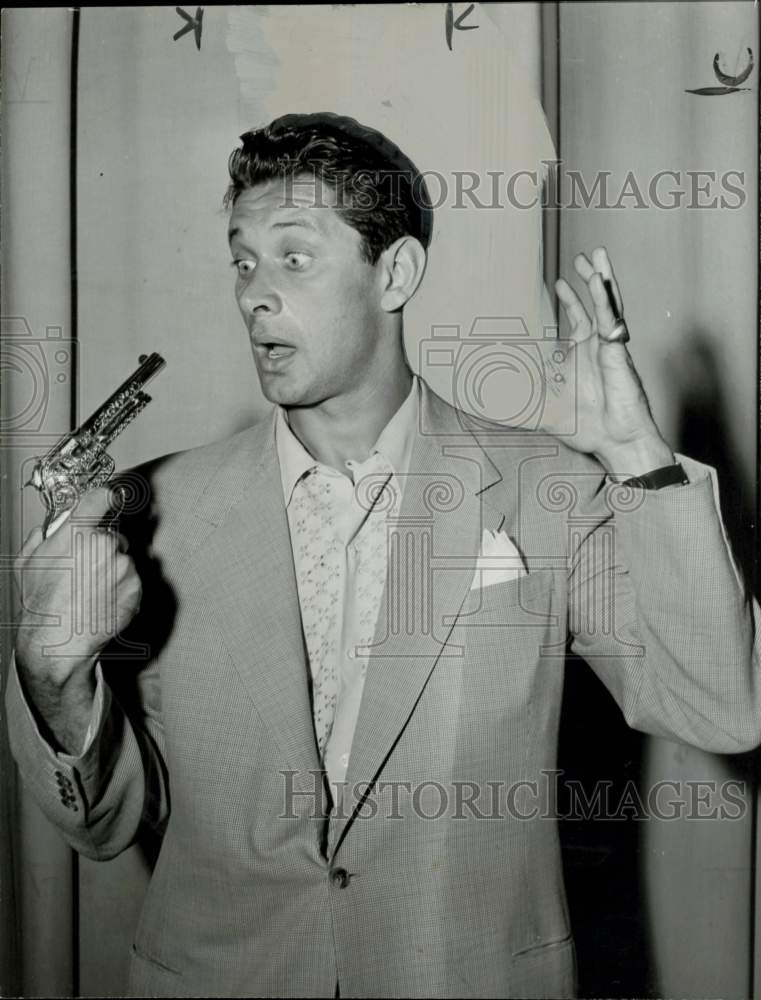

left=573, top=253, right=595, bottom=284
left=18, top=527, right=44, bottom=559
left=590, top=246, right=624, bottom=318
left=555, top=278, right=592, bottom=343
left=588, top=271, right=622, bottom=341
left=31, top=486, right=122, bottom=552
left=63, top=487, right=127, bottom=536
left=108, top=530, right=130, bottom=555
left=14, top=528, right=44, bottom=577
left=575, top=250, right=625, bottom=327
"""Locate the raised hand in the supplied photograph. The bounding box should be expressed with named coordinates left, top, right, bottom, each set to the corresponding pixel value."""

left=547, top=246, right=675, bottom=477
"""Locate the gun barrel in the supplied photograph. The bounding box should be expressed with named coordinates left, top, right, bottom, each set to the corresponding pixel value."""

left=94, top=391, right=151, bottom=443
left=77, top=352, right=166, bottom=439
left=135, top=352, right=166, bottom=381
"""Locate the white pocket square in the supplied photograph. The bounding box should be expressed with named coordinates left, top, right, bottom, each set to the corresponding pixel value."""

left=470, top=529, right=528, bottom=590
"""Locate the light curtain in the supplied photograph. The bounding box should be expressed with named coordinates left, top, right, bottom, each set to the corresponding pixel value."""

left=1, top=4, right=757, bottom=997
left=558, top=4, right=757, bottom=997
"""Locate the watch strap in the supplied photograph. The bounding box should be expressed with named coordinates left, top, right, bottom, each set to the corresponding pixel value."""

left=620, top=463, right=689, bottom=490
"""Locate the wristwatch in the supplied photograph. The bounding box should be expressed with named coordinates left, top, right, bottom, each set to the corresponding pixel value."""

left=620, top=463, right=689, bottom=490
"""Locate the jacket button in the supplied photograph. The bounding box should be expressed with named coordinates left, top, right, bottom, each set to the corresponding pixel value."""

left=330, top=867, right=351, bottom=889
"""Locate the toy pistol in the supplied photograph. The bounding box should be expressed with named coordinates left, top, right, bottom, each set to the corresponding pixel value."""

left=26, top=352, right=166, bottom=538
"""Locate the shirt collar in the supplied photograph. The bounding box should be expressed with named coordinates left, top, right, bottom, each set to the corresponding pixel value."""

left=275, top=375, right=420, bottom=508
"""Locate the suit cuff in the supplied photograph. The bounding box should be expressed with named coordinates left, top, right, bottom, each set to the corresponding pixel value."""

left=607, top=453, right=744, bottom=591
left=6, top=651, right=115, bottom=803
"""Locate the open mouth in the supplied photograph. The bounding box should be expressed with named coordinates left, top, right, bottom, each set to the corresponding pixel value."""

left=256, top=341, right=296, bottom=363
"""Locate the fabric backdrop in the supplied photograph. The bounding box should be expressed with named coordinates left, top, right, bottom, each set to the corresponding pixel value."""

left=1, top=4, right=757, bottom=996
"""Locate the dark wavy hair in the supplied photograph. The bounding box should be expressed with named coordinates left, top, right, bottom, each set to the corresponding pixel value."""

left=224, top=112, right=433, bottom=264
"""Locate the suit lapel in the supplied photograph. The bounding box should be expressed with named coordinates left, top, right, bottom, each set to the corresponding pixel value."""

left=190, top=412, right=321, bottom=777
left=180, top=386, right=518, bottom=832
left=331, top=384, right=508, bottom=851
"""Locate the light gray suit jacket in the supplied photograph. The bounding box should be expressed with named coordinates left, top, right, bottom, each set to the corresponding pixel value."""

left=7, top=380, right=760, bottom=998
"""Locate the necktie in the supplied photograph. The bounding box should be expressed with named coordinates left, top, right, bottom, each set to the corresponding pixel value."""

left=290, top=454, right=397, bottom=764
left=290, top=467, right=344, bottom=757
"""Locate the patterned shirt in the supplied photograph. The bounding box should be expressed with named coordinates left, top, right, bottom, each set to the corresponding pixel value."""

left=275, top=376, right=419, bottom=807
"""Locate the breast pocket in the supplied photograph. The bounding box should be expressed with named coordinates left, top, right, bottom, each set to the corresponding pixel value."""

left=450, top=569, right=562, bottom=720
left=456, top=568, right=558, bottom=625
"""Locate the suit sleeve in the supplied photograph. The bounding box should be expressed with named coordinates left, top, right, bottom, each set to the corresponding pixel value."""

left=5, top=643, right=170, bottom=862
left=3, top=448, right=217, bottom=861
left=568, top=454, right=761, bottom=754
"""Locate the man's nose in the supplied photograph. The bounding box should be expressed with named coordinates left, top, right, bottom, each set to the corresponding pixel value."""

left=238, top=266, right=282, bottom=316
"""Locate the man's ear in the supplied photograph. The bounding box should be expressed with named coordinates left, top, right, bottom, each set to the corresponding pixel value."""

left=378, top=237, right=427, bottom=313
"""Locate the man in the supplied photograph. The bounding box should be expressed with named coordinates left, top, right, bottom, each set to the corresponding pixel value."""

left=7, top=113, right=760, bottom=998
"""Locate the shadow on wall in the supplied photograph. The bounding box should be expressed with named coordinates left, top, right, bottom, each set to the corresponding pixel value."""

left=665, top=330, right=756, bottom=600
left=558, top=655, right=653, bottom=998
left=560, top=332, right=757, bottom=997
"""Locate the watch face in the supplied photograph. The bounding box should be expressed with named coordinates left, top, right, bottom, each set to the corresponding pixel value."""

left=644, top=465, right=689, bottom=490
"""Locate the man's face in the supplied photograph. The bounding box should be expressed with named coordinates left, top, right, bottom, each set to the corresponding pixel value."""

left=228, top=175, right=385, bottom=408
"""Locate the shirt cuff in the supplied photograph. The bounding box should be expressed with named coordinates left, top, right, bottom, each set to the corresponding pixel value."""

left=11, top=652, right=109, bottom=763
left=57, top=662, right=107, bottom=762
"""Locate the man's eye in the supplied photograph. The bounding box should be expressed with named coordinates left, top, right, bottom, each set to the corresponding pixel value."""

left=232, top=259, right=256, bottom=278
left=284, top=252, right=312, bottom=270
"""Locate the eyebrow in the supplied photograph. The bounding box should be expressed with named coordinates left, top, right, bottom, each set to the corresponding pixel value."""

left=272, top=217, right=321, bottom=233
left=228, top=215, right=321, bottom=244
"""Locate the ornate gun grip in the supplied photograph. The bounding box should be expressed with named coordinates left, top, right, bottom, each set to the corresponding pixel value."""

left=27, top=352, right=166, bottom=537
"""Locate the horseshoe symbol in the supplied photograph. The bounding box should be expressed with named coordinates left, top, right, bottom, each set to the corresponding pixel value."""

left=713, top=47, right=753, bottom=87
